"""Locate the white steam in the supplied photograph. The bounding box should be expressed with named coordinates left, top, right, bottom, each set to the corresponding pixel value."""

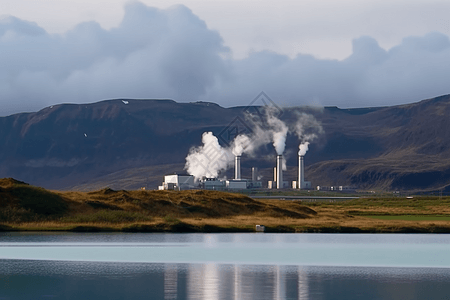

left=298, top=142, right=309, bottom=156
left=232, top=134, right=251, bottom=156
left=265, top=107, right=289, bottom=155
left=185, top=131, right=257, bottom=180
left=292, top=112, right=324, bottom=157
left=184, top=108, right=324, bottom=179
left=231, top=107, right=289, bottom=157
left=282, top=156, right=287, bottom=171
left=272, top=130, right=288, bottom=155
left=184, top=132, right=232, bottom=180
left=238, top=124, right=272, bottom=156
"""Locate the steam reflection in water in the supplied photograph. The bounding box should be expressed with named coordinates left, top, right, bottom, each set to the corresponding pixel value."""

left=1, top=259, right=450, bottom=299
left=0, top=260, right=318, bottom=299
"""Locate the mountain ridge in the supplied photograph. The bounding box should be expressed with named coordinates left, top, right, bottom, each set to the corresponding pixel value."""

left=1, top=95, right=450, bottom=191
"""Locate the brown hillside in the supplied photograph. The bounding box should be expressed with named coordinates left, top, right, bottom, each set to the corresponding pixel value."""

left=0, top=179, right=317, bottom=224
left=4, top=179, right=450, bottom=234
left=0, top=178, right=29, bottom=188
left=61, top=188, right=317, bottom=219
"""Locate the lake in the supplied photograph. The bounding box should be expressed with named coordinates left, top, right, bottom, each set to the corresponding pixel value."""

left=1, top=232, right=450, bottom=299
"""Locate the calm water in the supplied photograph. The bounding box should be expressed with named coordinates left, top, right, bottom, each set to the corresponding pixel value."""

left=1, top=233, right=450, bottom=299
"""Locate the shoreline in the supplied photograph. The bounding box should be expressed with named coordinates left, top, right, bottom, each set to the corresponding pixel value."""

left=3, top=221, right=450, bottom=234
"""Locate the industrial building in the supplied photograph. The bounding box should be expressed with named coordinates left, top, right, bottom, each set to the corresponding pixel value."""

left=267, top=153, right=311, bottom=190
left=226, top=179, right=247, bottom=189
left=160, top=150, right=312, bottom=190
left=202, top=177, right=226, bottom=190
left=198, top=156, right=262, bottom=190
left=159, top=174, right=195, bottom=190
left=159, top=155, right=262, bottom=190
left=317, top=186, right=356, bottom=192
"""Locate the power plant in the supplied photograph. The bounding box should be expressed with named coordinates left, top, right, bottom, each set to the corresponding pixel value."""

left=159, top=153, right=311, bottom=191
left=166, top=109, right=324, bottom=191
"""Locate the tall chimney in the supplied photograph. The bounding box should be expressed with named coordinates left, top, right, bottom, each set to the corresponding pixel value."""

left=235, top=156, right=241, bottom=180
left=276, top=155, right=283, bottom=189
left=298, top=155, right=304, bottom=189
left=252, top=167, right=258, bottom=182
left=273, top=167, right=277, bottom=182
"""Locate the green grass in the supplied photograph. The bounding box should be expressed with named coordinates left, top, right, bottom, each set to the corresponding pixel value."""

left=237, top=189, right=359, bottom=198
left=306, top=196, right=450, bottom=208
left=364, top=215, right=450, bottom=221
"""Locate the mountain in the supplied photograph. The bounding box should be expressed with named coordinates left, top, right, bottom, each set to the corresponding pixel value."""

left=1, top=95, right=450, bottom=191
left=305, top=95, right=450, bottom=191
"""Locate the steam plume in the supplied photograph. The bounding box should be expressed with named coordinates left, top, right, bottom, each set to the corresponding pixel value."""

left=298, top=142, right=309, bottom=156
left=232, top=134, right=251, bottom=156
left=184, top=132, right=232, bottom=180
left=184, top=108, right=322, bottom=180
left=292, top=112, right=324, bottom=156
left=265, top=107, right=288, bottom=155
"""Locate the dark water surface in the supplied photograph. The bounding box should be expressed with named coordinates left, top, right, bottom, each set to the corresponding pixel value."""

left=1, top=232, right=450, bottom=299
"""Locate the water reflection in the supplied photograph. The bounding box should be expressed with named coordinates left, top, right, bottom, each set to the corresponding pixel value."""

left=165, top=263, right=450, bottom=300
left=298, top=267, right=309, bottom=300
left=164, top=264, right=178, bottom=300
left=2, top=259, right=450, bottom=299
left=183, top=264, right=308, bottom=300
left=3, top=233, right=450, bottom=299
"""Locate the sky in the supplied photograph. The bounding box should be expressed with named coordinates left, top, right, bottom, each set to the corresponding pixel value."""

left=1, top=0, right=450, bottom=115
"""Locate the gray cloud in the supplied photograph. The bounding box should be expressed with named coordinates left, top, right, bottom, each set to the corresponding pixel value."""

left=1, top=2, right=450, bottom=116
left=207, top=32, right=450, bottom=108
left=0, top=3, right=229, bottom=115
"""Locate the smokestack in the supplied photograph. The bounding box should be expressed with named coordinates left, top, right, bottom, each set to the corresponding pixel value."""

left=273, top=167, right=277, bottom=182
left=298, top=155, right=304, bottom=189
left=235, top=156, right=241, bottom=180
left=276, top=155, right=283, bottom=189
left=252, top=167, right=258, bottom=182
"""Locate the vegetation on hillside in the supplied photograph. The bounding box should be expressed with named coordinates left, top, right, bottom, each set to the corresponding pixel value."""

left=2, top=178, right=450, bottom=233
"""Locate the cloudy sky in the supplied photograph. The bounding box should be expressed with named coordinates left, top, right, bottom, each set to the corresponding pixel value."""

left=1, top=0, right=450, bottom=115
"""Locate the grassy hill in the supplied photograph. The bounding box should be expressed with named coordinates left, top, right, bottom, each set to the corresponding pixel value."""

left=3, top=178, right=450, bottom=233
left=0, top=178, right=317, bottom=231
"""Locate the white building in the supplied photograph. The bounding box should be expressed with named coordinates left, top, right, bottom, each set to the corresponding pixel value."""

left=159, top=174, right=195, bottom=190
